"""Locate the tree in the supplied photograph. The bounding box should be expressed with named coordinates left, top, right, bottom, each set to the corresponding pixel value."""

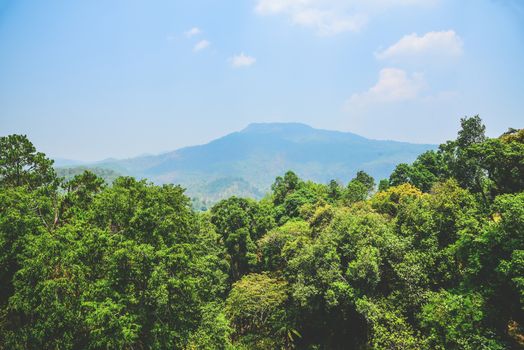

left=0, top=135, right=58, bottom=307
left=211, top=197, right=274, bottom=280
left=225, top=273, right=291, bottom=349
left=0, top=134, right=56, bottom=190
left=420, top=290, right=504, bottom=349
left=446, top=116, right=488, bottom=198
left=60, top=170, right=106, bottom=221
left=327, top=179, right=342, bottom=202
left=356, top=297, right=427, bottom=350
left=282, top=185, right=320, bottom=221
left=409, top=151, right=448, bottom=192
left=353, top=170, right=375, bottom=194
left=371, top=183, right=423, bottom=217
left=378, top=179, right=390, bottom=192
left=344, top=180, right=368, bottom=204
left=258, top=220, right=310, bottom=272
left=466, top=193, right=524, bottom=335
left=0, top=187, right=47, bottom=306
left=272, top=171, right=301, bottom=206
left=456, top=115, right=486, bottom=149
left=2, top=168, right=228, bottom=349
left=389, top=163, right=412, bottom=187
left=344, top=171, right=376, bottom=205
left=467, top=135, right=524, bottom=196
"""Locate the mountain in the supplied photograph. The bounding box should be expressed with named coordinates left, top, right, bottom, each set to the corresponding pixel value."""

left=52, top=158, right=85, bottom=167
left=56, top=166, right=122, bottom=184
left=57, top=123, right=436, bottom=203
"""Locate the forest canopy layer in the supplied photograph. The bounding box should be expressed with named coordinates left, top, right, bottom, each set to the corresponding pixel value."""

left=0, top=116, right=523, bottom=349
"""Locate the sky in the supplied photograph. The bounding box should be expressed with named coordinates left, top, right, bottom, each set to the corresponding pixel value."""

left=0, top=0, right=523, bottom=161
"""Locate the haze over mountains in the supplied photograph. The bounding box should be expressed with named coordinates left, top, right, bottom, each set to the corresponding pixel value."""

left=56, top=123, right=435, bottom=204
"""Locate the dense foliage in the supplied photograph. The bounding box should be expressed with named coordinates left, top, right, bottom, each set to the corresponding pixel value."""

left=0, top=117, right=523, bottom=349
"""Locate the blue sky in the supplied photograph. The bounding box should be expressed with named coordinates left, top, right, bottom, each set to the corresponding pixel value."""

left=0, top=0, right=523, bottom=161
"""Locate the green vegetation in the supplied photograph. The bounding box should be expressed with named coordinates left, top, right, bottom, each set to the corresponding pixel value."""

left=56, top=166, right=122, bottom=185
left=0, top=116, right=523, bottom=349
left=55, top=166, right=122, bottom=184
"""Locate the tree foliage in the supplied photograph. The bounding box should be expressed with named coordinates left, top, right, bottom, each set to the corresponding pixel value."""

left=0, top=117, right=523, bottom=349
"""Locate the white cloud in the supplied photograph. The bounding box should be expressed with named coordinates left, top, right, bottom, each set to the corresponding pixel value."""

left=230, top=53, right=256, bottom=68
left=185, top=27, right=201, bottom=38
left=255, top=0, right=299, bottom=14
left=193, top=40, right=210, bottom=52
left=376, top=30, right=463, bottom=60
left=291, top=8, right=367, bottom=36
left=255, top=0, right=437, bottom=36
left=347, top=68, right=426, bottom=106
left=255, top=0, right=367, bottom=35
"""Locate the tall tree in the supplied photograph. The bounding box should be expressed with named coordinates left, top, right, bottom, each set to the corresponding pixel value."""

left=0, top=134, right=56, bottom=190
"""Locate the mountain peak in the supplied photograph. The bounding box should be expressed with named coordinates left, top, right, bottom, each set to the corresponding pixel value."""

left=239, top=122, right=369, bottom=144
left=72, top=123, right=436, bottom=203
left=241, top=122, right=314, bottom=134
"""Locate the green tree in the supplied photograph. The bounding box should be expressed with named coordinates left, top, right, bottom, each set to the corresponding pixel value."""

left=467, top=134, right=524, bottom=196
left=353, top=170, right=375, bottom=194
left=420, top=290, right=504, bottom=350
left=211, top=197, right=274, bottom=280
left=444, top=116, right=488, bottom=199
left=327, top=179, right=342, bottom=202
left=272, top=171, right=300, bottom=206
left=343, top=171, right=376, bottom=205
left=389, top=163, right=412, bottom=188
left=0, top=134, right=56, bottom=190
left=2, top=172, right=228, bottom=349
left=225, top=273, right=291, bottom=349
left=378, top=179, right=390, bottom=192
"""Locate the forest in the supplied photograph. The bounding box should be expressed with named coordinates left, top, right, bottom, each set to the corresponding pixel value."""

left=0, top=116, right=523, bottom=349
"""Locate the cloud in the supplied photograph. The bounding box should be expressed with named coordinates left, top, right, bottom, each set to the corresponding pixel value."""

left=185, top=27, right=201, bottom=38
left=346, top=68, right=426, bottom=106
left=255, top=0, right=367, bottom=35
left=290, top=8, right=367, bottom=36
left=193, top=40, right=210, bottom=52
left=230, top=53, right=256, bottom=68
left=255, top=0, right=437, bottom=36
left=376, top=30, right=463, bottom=61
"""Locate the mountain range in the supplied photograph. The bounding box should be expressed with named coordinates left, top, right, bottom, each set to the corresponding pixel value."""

left=55, top=123, right=435, bottom=205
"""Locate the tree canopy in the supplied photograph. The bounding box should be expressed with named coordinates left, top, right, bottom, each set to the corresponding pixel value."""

left=0, top=117, right=523, bottom=349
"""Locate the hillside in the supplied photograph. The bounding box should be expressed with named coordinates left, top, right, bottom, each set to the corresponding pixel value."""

left=60, top=123, right=435, bottom=202
left=56, top=166, right=122, bottom=184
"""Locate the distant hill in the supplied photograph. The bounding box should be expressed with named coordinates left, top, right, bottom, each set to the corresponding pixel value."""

left=56, top=167, right=122, bottom=184
left=56, top=123, right=436, bottom=204
left=52, top=158, right=85, bottom=167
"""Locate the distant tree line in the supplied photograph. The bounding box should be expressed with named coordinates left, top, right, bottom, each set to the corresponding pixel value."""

left=0, top=116, right=523, bottom=349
